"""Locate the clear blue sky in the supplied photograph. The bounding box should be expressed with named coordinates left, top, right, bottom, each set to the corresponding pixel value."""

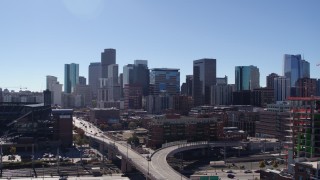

left=0, top=0, right=319, bottom=92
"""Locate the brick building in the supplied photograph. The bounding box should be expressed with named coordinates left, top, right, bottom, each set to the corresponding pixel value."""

left=147, top=115, right=224, bottom=149
left=226, top=111, right=259, bottom=137
left=123, top=84, right=143, bottom=110
left=89, top=108, right=120, bottom=125
left=52, top=109, right=73, bottom=147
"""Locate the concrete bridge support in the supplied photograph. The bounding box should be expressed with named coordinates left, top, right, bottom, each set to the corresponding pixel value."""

left=121, top=158, right=132, bottom=173
left=107, top=146, right=117, bottom=160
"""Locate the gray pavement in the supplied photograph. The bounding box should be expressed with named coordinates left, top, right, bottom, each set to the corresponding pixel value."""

left=4, top=175, right=129, bottom=180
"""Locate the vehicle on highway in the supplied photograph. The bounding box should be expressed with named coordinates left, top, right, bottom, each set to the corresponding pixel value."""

left=226, top=170, right=234, bottom=173
left=227, top=174, right=235, bottom=178
left=244, top=170, right=252, bottom=173
left=254, top=169, right=262, bottom=173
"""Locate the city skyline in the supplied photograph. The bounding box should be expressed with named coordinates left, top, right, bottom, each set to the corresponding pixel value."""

left=1, top=0, right=320, bottom=91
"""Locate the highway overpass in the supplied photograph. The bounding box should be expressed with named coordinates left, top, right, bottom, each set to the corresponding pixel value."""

left=74, top=118, right=247, bottom=180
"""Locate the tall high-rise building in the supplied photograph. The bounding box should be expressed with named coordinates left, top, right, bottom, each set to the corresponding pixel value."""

left=88, top=62, right=101, bottom=99
left=79, top=76, right=86, bottom=85
left=74, top=84, right=92, bottom=107
left=286, top=97, right=320, bottom=164
left=235, top=65, right=260, bottom=91
left=317, top=79, right=320, bottom=96
left=216, top=76, right=228, bottom=85
left=0, top=88, right=3, bottom=102
left=149, top=68, right=180, bottom=96
left=108, top=64, right=119, bottom=87
left=43, top=89, right=52, bottom=106
left=123, top=61, right=149, bottom=110
left=101, top=49, right=116, bottom=78
left=185, top=75, right=193, bottom=96
left=193, top=58, right=216, bottom=106
left=123, top=60, right=150, bottom=97
left=266, top=73, right=279, bottom=89
left=119, top=73, right=123, bottom=98
left=181, top=75, right=193, bottom=96
left=123, top=64, right=134, bottom=86
left=47, top=75, right=58, bottom=90
left=296, top=77, right=317, bottom=97
left=124, top=84, right=143, bottom=109
left=211, top=84, right=234, bottom=105
left=283, top=54, right=310, bottom=87
left=46, top=75, right=63, bottom=105
left=274, top=76, right=290, bottom=101
left=108, top=64, right=120, bottom=101
left=133, top=60, right=149, bottom=96
left=64, top=63, right=79, bottom=93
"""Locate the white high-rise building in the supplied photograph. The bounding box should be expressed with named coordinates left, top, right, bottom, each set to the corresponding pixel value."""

left=46, top=75, right=62, bottom=105
left=211, top=84, right=235, bottom=105
left=108, top=64, right=120, bottom=101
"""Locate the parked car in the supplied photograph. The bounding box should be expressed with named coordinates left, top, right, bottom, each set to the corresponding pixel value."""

left=227, top=174, right=235, bottom=178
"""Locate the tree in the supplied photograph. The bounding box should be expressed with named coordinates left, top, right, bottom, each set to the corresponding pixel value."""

left=9, top=146, right=16, bottom=155
left=272, top=160, right=279, bottom=168
left=259, top=161, right=266, bottom=169
left=127, top=135, right=139, bottom=146
left=74, top=134, right=89, bottom=146
left=77, top=128, right=85, bottom=138
left=128, top=122, right=137, bottom=130
left=99, top=123, right=108, bottom=131
left=111, top=123, right=122, bottom=130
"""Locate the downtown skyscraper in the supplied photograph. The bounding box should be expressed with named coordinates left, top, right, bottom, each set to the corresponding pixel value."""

left=235, top=65, right=260, bottom=91
left=193, top=58, right=216, bottom=106
left=101, top=49, right=116, bottom=78
left=97, top=48, right=120, bottom=108
left=122, top=60, right=149, bottom=109
left=149, top=68, right=180, bottom=96
left=274, top=76, right=290, bottom=101
left=283, top=54, right=310, bottom=96
left=88, top=62, right=101, bottom=99
left=64, top=63, right=79, bottom=93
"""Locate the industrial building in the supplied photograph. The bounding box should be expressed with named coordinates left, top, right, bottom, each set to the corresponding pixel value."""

left=0, top=102, right=73, bottom=150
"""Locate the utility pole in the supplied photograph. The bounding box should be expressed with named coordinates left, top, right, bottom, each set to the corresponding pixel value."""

left=126, top=142, right=129, bottom=172
left=180, top=152, right=183, bottom=180
left=32, top=144, right=34, bottom=169
left=0, top=143, right=2, bottom=177
left=57, top=147, right=60, bottom=175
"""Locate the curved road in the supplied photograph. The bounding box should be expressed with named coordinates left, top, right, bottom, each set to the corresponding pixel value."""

left=74, top=118, right=246, bottom=180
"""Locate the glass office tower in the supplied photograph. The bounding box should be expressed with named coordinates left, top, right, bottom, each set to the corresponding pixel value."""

left=149, top=68, right=180, bottom=96
left=283, top=54, right=310, bottom=87
left=235, top=65, right=260, bottom=91
left=64, top=63, right=79, bottom=93
left=193, top=58, right=216, bottom=106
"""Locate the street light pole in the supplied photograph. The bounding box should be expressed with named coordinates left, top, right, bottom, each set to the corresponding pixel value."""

left=126, top=142, right=129, bottom=172
left=0, top=143, right=2, bottom=177
left=180, top=152, right=183, bottom=180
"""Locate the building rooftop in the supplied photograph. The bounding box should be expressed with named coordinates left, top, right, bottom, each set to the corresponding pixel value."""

left=300, top=161, right=319, bottom=169
left=24, top=103, right=45, bottom=108
left=150, top=68, right=179, bottom=71
left=287, top=96, right=320, bottom=101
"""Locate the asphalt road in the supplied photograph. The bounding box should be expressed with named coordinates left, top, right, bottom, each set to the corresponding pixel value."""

left=74, top=118, right=172, bottom=180
left=74, top=118, right=249, bottom=180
